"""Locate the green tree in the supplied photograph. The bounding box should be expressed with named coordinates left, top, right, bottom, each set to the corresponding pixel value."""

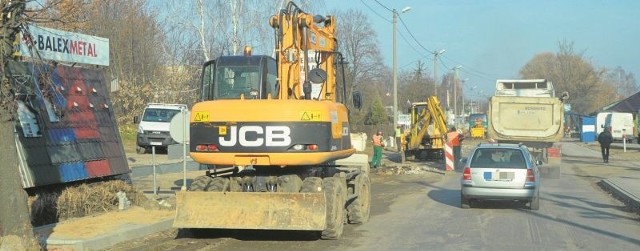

left=365, top=98, right=388, bottom=125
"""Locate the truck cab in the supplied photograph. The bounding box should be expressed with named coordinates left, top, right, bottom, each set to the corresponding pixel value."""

left=134, top=103, right=186, bottom=154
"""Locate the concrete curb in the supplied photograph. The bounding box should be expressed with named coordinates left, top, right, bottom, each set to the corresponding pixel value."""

left=599, top=178, right=640, bottom=212
left=41, top=218, right=174, bottom=250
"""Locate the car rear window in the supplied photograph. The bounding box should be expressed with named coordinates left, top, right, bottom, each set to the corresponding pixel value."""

left=470, top=148, right=527, bottom=169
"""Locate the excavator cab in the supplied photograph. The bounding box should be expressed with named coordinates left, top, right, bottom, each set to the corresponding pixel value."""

left=200, top=55, right=278, bottom=101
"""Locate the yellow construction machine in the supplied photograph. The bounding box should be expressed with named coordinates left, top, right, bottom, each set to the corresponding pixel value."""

left=468, top=113, right=487, bottom=139
left=174, top=2, right=370, bottom=239
left=400, top=96, right=448, bottom=161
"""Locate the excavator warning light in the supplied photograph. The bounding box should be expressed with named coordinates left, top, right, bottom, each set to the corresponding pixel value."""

left=244, top=46, right=252, bottom=56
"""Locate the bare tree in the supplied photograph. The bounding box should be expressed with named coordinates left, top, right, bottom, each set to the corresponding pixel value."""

left=520, top=41, right=618, bottom=114
left=333, top=9, right=385, bottom=130
left=0, top=0, right=44, bottom=249
left=604, top=66, right=638, bottom=99
left=399, top=61, right=433, bottom=108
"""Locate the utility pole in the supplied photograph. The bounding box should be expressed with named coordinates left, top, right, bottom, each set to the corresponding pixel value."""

left=452, top=65, right=461, bottom=116
left=460, top=78, right=468, bottom=116
left=432, top=49, right=445, bottom=97
left=392, top=6, right=411, bottom=128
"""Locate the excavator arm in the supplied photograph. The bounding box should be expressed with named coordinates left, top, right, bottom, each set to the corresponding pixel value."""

left=269, top=2, right=338, bottom=101
left=403, top=96, right=447, bottom=160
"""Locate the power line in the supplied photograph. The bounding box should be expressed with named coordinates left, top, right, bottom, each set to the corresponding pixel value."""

left=398, top=15, right=435, bottom=55
left=361, top=0, right=391, bottom=23
left=361, top=1, right=500, bottom=83
left=372, top=0, right=392, bottom=12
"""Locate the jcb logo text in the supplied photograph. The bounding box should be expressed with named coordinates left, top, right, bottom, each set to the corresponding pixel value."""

left=219, top=126, right=291, bottom=147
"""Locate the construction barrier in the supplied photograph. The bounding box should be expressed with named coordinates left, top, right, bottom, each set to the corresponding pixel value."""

left=445, top=142, right=454, bottom=171
left=548, top=145, right=562, bottom=165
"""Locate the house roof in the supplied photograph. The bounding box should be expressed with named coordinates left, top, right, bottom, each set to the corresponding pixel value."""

left=604, top=91, right=640, bottom=113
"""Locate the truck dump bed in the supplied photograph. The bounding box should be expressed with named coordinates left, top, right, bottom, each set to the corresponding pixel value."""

left=487, top=79, right=565, bottom=143
left=487, top=96, right=564, bottom=142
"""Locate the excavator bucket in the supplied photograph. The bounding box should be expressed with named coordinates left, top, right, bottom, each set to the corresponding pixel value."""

left=173, top=191, right=327, bottom=230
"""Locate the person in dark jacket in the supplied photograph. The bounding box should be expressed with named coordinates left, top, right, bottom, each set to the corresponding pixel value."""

left=597, top=126, right=613, bottom=163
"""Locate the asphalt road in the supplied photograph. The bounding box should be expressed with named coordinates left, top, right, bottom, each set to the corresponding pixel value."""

left=110, top=142, right=640, bottom=251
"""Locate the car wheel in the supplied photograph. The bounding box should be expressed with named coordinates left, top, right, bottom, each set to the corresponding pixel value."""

left=136, top=146, right=146, bottom=154
left=529, top=192, right=540, bottom=210
left=460, top=192, right=470, bottom=209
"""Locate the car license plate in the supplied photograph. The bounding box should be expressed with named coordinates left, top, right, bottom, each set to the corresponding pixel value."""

left=150, top=141, right=162, bottom=146
left=497, top=172, right=514, bottom=180
left=484, top=171, right=514, bottom=181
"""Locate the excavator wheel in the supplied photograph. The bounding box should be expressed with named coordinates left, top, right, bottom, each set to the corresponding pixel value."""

left=189, top=175, right=213, bottom=191
left=300, top=177, right=323, bottom=193
left=347, top=174, right=370, bottom=224
left=207, top=177, right=229, bottom=191
left=229, top=177, right=243, bottom=192
left=277, top=174, right=303, bottom=192
left=321, top=177, right=347, bottom=239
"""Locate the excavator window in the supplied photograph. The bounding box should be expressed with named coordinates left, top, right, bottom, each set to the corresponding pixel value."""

left=215, top=66, right=261, bottom=99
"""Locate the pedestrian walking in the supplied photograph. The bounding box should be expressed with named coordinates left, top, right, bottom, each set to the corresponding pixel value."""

left=371, top=130, right=384, bottom=168
left=447, top=127, right=464, bottom=169
left=597, top=126, right=613, bottom=163
left=394, top=125, right=403, bottom=152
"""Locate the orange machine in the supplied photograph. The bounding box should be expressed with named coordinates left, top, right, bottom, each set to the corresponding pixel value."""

left=174, top=2, right=369, bottom=240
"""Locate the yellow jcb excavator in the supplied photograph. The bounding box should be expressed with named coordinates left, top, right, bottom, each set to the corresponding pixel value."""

left=173, top=2, right=370, bottom=240
left=400, top=96, right=448, bottom=161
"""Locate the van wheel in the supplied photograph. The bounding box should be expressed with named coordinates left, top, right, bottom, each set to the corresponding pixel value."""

left=136, top=146, right=147, bottom=154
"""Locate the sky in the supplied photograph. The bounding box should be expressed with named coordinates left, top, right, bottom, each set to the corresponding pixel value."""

left=319, top=0, right=640, bottom=99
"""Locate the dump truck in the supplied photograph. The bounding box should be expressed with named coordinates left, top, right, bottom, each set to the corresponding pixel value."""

left=173, top=2, right=369, bottom=240
left=487, top=79, right=568, bottom=177
left=400, top=96, right=448, bottom=161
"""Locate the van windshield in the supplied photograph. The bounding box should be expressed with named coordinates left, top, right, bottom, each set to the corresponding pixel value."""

left=142, top=108, right=181, bottom=122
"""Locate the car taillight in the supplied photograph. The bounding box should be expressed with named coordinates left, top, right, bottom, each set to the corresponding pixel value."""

left=526, top=169, right=535, bottom=182
left=463, top=167, right=471, bottom=180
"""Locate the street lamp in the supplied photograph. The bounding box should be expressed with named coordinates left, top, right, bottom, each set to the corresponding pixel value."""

left=393, top=6, right=411, bottom=128
left=432, top=49, right=445, bottom=96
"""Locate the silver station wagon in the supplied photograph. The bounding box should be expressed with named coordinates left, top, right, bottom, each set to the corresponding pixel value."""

left=460, top=143, right=541, bottom=210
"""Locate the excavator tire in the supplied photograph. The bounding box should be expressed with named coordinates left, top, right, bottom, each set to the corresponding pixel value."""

left=347, top=174, right=370, bottom=224
left=229, top=177, right=242, bottom=192
left=321, top=177, right=346, bottom=239
left=300, top=177, right=323, bottom=193
left=209, top=177, right=229, bottom=191
left=190, top=175, right=213, bottom=191
left=277, top=174, right=303, bottom=192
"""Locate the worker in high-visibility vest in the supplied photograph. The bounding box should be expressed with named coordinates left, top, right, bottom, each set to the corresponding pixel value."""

left=371, top=130, right=385, bottom=168
left=447, top=127, right=464, bottom=169
left=394, top=125, right=402, bottom=152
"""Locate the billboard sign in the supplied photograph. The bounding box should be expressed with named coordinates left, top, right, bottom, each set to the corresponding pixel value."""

left=18, top=25, right=110, bottom=66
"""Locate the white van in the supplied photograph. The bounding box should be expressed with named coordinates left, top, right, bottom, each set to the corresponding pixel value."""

left=134, top=103, right=186, bottom=153
left=596, top=112, right=635, bottom=143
